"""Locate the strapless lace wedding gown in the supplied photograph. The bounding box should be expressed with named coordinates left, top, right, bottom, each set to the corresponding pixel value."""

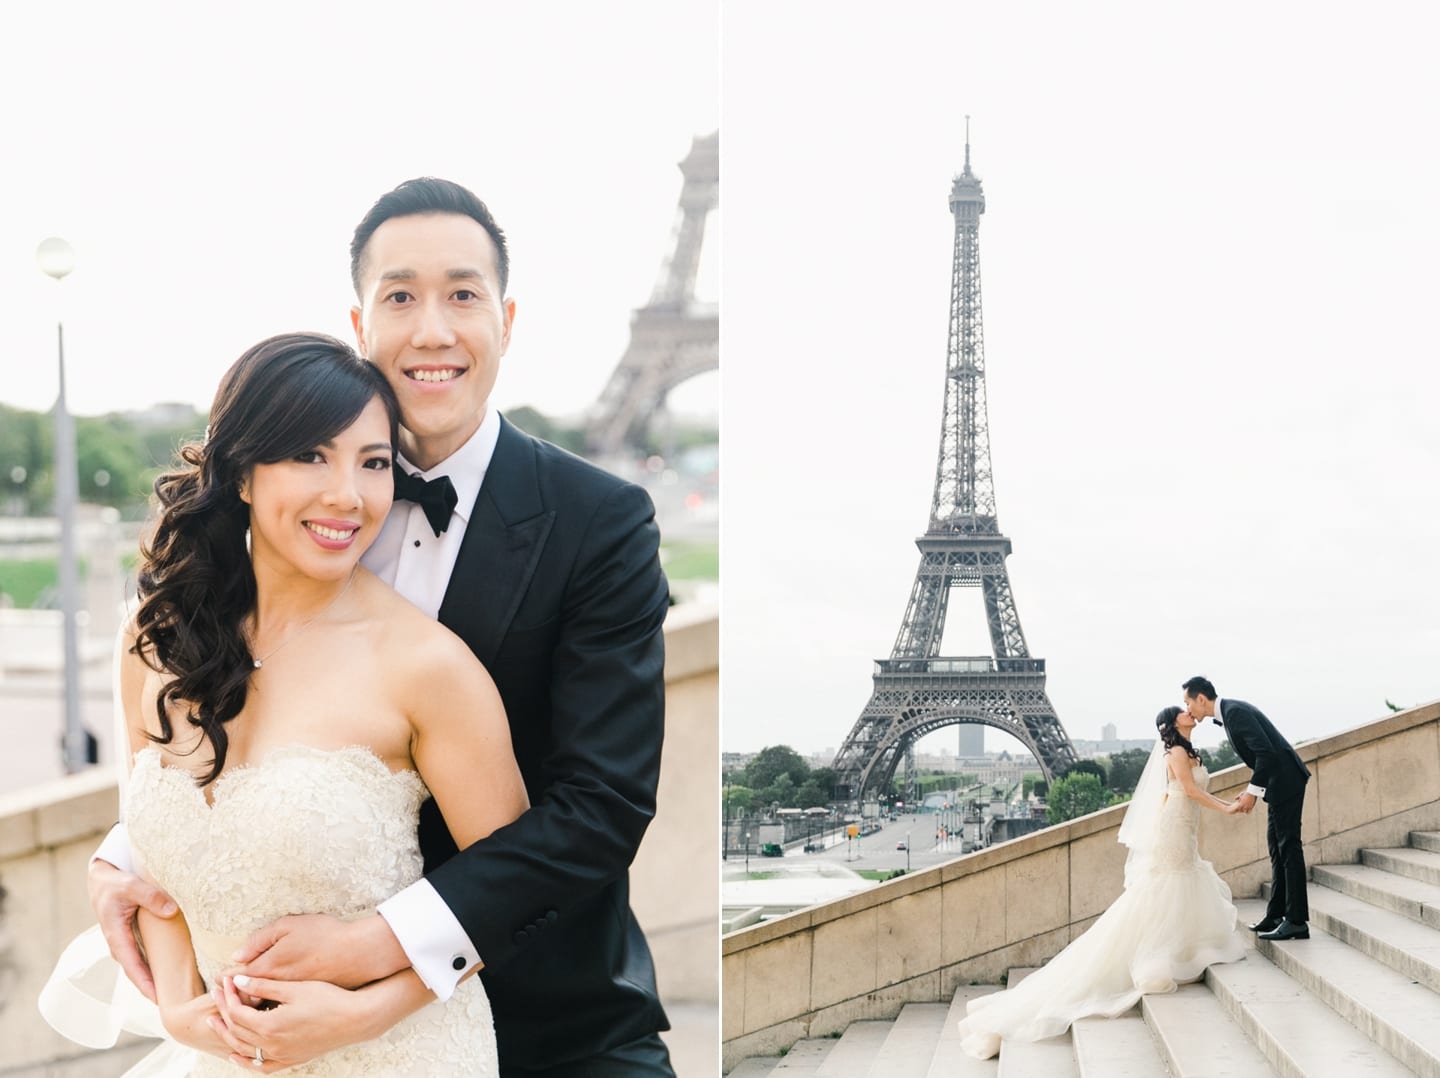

left=47, top=745, right=498, bottom=1076
left=956, top=764, right=1245, bottom=1060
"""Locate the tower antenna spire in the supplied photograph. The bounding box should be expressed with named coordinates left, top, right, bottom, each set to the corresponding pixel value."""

left=964, top=115, right=971, bottom=172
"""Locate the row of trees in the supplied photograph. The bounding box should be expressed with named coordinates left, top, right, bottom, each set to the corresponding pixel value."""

left=723, top=745, right=836, bottom=814
left=0, top=402, right=204, bottom=518
left=1045, top=742, right=1242, bottom=824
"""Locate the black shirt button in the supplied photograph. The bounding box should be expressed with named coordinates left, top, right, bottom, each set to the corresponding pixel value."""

left=451, top=956, right=466, bottom=971
left=413, top=539, right=422, bottom=547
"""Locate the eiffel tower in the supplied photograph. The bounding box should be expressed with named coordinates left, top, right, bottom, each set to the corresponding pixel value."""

left=831, top=133, right=1077, bottom=803
left=586, top=131, right=718, bottom=456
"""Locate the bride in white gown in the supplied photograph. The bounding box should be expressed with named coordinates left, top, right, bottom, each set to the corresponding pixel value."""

left=41, top=334, right=528, bottom=1074
left=956, top=705, right=1246, bottom=1060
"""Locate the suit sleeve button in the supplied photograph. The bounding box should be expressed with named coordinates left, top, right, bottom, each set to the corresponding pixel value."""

left=546, top=909, right=559, bottom=922
left=451, top=956, right=466, bottom=971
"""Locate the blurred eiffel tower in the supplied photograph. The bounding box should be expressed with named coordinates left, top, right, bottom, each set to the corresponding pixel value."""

left=586, top=131, right=718, bottom=457
left=831, top=130, right=1077, bottom=804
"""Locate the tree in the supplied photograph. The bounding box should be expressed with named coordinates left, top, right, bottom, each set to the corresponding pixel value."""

left=723, top=785, right=754, bottom=816
left=1199, top=743, right=1240, bottom=772
left=743, top=745, right=811, bottom=792
left=1106, top=748, right=1152, bottom=795
left=1064, top=758, right=1107, bottom=784
left=1046, top=773, right=1108, bottom=825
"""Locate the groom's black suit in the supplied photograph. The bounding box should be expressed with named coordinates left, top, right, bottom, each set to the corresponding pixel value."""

left=413, top=417, right=672, bottom=1073
left=1218, top=698, right=1310, bottom=924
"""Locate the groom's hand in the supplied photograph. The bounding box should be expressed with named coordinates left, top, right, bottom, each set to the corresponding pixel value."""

left=228, top=913, right=407, bottom=989
left=1236, top=792, right=1258, bottom=814
left=87, top=858, right=178, bottom=1003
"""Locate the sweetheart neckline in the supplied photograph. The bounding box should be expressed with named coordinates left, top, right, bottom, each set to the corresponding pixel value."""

left=132, top=744, right=424, bottom=808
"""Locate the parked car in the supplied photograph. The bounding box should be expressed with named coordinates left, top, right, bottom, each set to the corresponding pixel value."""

left=896, top=841, right=908, bottom=851
left=760, top=843, right=784, bottom=857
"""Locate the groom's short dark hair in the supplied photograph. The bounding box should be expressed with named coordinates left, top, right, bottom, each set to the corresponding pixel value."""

left=349, top=177, right=510, bottom=298
left=1182, top=675, right=1217, bottom=700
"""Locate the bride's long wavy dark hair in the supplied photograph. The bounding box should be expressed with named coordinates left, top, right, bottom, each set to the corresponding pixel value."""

left=1155, top=705, right=1201, bottom=762
left=132, top=332, right=400, bottom=785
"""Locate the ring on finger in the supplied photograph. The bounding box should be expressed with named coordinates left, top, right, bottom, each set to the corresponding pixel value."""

left=253, top=1046, right=264, bottom=1066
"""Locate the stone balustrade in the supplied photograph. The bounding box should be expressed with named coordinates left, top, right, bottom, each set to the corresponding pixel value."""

left=722, top=699, right=1440, bottom=1071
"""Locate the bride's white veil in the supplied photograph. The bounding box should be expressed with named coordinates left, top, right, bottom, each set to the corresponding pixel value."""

left=1117, top=739, right=1168, bottom=885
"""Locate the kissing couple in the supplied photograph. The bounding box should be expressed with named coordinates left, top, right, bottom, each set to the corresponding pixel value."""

left=956, top=676, right=1310, bottom=1059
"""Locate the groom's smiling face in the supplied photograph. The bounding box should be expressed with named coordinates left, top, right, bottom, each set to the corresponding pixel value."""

left=351, top=212, right=516, bottom=469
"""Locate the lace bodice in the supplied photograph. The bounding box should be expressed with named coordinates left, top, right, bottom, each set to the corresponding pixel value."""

left=1149, top=762, right=1208, bottom=872
left=125, top=744, right=497, bottom=1076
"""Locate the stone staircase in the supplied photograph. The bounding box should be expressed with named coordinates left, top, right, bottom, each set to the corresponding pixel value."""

left=726, top=832, right=1440, bottom=1076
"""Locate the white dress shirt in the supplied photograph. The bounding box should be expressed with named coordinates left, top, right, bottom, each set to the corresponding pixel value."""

left=362, top=407, right=501, bottom=999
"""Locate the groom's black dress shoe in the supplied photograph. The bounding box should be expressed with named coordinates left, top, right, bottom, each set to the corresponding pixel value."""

left=1257, top=919, right=1309, bottom=941
left=1248, top=917, right=1282, bottom=933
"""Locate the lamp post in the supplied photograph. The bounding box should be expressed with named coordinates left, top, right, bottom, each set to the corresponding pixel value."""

left=744, top=830, right=750, bottom=874
left=37, top=237, right=89, bottom=773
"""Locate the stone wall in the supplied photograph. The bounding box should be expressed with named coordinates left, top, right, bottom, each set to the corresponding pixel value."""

left=721, top=700, right=1440, bottom=1070
left=0, top=605, right=718, bottom=1076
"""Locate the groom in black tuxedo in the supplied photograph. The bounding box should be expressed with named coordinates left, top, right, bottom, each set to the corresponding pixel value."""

left=1183, top=676, right=1311, bottom=941
left=89, top=179, right=675, bottom=1077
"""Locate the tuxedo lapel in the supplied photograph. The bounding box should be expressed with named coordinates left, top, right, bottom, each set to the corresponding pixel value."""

left=437, top=418, right=554, bottom=665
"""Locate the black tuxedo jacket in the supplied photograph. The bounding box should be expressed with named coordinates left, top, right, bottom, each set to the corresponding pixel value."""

left=415, top=417, right=671, bottom=1070
left=1219, top=698, right=1309, bottom=804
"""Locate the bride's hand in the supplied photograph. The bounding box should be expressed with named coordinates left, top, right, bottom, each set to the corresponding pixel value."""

left=209, top=973, right=381, bottom=1072
left=1224, top=799, right=1245, bottom=815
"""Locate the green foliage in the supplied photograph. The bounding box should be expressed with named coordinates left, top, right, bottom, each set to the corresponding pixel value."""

left=504, top=406, right=588, bottom=455
left=1020, top=772, right=1043, bottom=799
left=1063, top=758, right=1107, bottom=784
left=1105, top=748, right=1153, bottom=795
left=744, top=745, right=810, bottom=792
left=1199, top=742, right=1240, bottom=772
left=0, top=401, right=204, bottom=518
left=1046, top=773, right=1108, bottom=825
left=722, top=785, right=755, bottom=815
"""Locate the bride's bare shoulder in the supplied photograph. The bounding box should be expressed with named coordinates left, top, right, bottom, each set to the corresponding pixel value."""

left=358, top=571, right=480, bottom=676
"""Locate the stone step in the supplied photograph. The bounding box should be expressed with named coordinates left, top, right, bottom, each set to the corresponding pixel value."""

left=730, top=1058, right=782, bottom=1077
left=1312, top=861, right=1440, bottom=930
left=1304, top=879, right=1440, bottom=993
left=1411, top=831, right=1440, bottom=854
left=994, top=968, right=1079, bottom=1078
left=1363, top=845, right=1440, bottom=886
left=773, top=1037, right=839, bottom=1072
left=924, top=986, right=1000, bottom=1078
left=1208, top=900, right=1414, bottom=1076
left=814, top=1021, right=891, bottom=1077
left=1142, top=981, right=1279, bottom=1077
left=1071, top=1007, right=1169, bottom=1077
left=1247, top=900, right=1440, bottom=1076
left=862, top=1003, right=951, bottom=1077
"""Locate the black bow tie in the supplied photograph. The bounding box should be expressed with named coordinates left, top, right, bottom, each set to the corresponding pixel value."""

left=394, top=469, right=457, bottom=537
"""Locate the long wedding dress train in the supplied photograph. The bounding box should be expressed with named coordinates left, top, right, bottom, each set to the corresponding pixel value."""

left=955, top=763, right=1244, bottom=1060
left=41, top=745, right=498, bottom=1076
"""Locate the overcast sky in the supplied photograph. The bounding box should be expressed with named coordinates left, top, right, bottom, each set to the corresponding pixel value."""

left=1, top=2, right=717, bottom=421
left=722, top=2, right=1440, bottom=759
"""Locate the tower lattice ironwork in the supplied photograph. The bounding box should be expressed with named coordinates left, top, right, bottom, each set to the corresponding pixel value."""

left=586, top=131, right=718, bottom=456
left=831, top=135, right=1077, bottom=803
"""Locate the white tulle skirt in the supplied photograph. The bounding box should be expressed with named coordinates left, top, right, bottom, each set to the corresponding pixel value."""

left=956, top=851, right=1245, bottom=1059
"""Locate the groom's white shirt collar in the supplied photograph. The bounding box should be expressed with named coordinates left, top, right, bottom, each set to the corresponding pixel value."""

left=395, top=404, right=501, bottom=527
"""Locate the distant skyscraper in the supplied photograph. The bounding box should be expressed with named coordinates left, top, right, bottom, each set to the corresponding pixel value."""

left=1102, top=722, right=1118, bottom=743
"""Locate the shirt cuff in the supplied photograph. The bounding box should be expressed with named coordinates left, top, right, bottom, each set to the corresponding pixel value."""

left=1245, top=783, right=1266, bottom=799
left=92, top=822, right=134, bottom=873
left=376, top=879, right=480, bottom=1002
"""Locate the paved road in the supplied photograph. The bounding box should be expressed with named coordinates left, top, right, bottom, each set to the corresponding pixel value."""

left=786, top=814, right=974, bottom=874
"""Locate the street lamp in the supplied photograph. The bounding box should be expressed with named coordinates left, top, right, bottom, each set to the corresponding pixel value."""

left=744, top=830, right=751, bottom=874
left=37, top=237, right=92, bottom=773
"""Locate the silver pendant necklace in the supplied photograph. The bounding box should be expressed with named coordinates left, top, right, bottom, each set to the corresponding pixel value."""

left=250, top=568, right=357, bottom=669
